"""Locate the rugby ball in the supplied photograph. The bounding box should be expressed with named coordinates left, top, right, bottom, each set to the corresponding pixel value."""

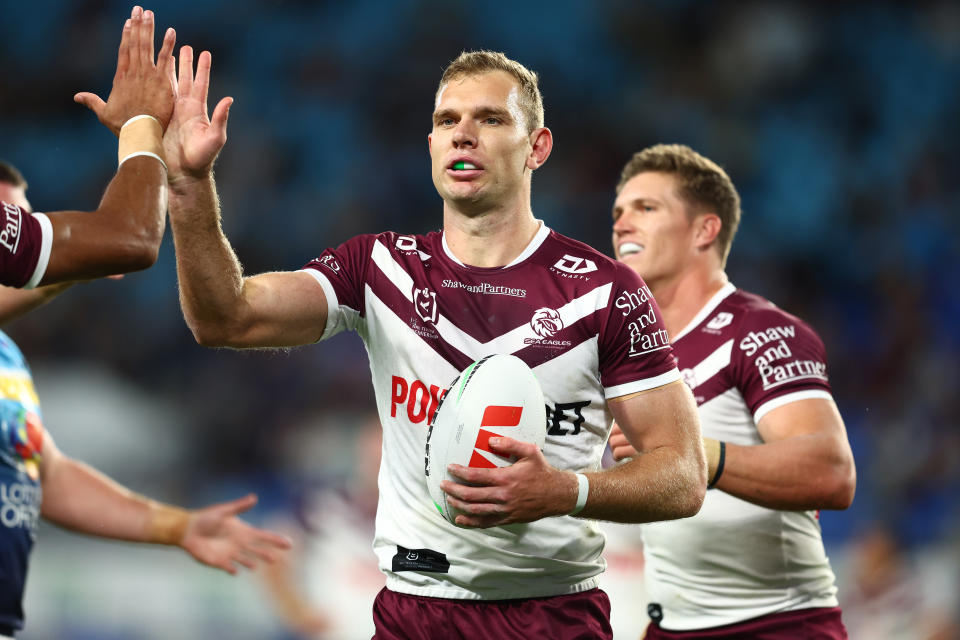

left=425, top=354, right=546, bottom=526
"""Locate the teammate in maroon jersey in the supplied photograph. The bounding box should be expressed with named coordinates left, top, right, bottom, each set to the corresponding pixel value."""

left=163, top=50, right=706, bottom=638
left=609, top=144, right=856, bottom=638
left=0, top=7, right=173, bottom=292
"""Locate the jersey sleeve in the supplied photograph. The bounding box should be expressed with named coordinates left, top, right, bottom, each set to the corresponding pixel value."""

left=300, top=234, right=376, bottom=341
left=598, top=264, right=679, bottom=398
left=732, top=307, right=833, bottom=421
left=0, top=202, right=52, bottom=289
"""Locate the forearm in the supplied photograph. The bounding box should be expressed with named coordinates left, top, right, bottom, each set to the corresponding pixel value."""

left=579, top=444, right=705, bottom=523
left=0, top=282, right=74, bottom=325
left=712, top=434, right=855, bottom=510
left=41, top=456, right=187, bottom=545
left=41, top=157, right=166, bottom=284
left=168, top=174, right=248, bottom=345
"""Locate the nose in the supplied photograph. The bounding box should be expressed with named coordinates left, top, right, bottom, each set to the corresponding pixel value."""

left=452, top=120, right=477, bottom=149
left=612, top=212, right=632, bottom=235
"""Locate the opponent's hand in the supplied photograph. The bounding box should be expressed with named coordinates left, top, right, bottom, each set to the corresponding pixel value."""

left=74, top=7, right=176, bottom=134
left=608, top=421, right=637, bottom=461
left=441, top=437, right=577, bottom=528
left=179, top=493, right=291, bottom=575
left=164, top=45, right=233, bottom=185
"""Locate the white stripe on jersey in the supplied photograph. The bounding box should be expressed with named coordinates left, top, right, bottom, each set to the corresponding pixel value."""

left=689, top=339, right=734, bottom=387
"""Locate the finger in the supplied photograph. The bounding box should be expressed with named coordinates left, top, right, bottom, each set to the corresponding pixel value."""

left=607, top=432, right=630, bottom=448
left=210, top=96, right=233, bottom=138
left=157, top=26, right=176, bottom=78
left=140, top=9, right=155, bottom=69
left=440, top=481, right=504, bottom=505
left=221, top=493, right=258, bottom=516
left=73, top=92, right=107, bottom=116
left=116, top=18, right=133, bottom=76
left=252, top=530, right=293, bottom=550
left=177, top=45, right=194, bottom=98
left=128, top=8, right=142, bottom=73
left=488, top=436, right=537, bottom=458
left=233, top=554, right=257, bottom=570
left=611, top=444, right=636, bottom=461
left=446, top=463, right=499, bottom=485
left=194, top=50, right=212, bottom=108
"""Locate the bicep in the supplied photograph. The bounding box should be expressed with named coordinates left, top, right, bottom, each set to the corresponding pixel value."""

left=756, top=397, right=848, bottom=444
left=609, top=380, right=700, bottom=453
left=231, top=270, right=329, bottom=348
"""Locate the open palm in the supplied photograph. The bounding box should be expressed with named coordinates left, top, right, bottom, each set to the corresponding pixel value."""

left=164, top=45, right=233, bottom=182
left=180, top=493, right=290, bottom=575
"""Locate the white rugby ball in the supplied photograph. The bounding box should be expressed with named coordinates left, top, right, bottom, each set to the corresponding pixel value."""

left=425, top=354, right=546, bottom=526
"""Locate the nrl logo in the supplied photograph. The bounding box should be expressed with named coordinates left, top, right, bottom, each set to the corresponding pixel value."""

left=530, top=307, right=563, bottom=338
left=413, top=286, right=439, bottom=324
left=320, top=254, right=341, bottom=273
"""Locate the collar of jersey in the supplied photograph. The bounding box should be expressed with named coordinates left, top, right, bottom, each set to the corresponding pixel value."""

left=441, top=219, right=549, bottom=270
left=671, top=281, right=737, bottom=342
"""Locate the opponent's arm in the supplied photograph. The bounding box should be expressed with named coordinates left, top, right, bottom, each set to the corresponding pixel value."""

left=165, top=47, right=327, bottom=349
left=0, top=283, right=75, bottom=324
left=610, top=397, right=856, bottom=511
left=38, top=7, right=176, bottom=285
left=443, top=380, right=706, bottom=527
left=39, top=431, right=291, bottom=575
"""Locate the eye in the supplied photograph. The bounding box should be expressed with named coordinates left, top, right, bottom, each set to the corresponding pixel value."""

left=438, top=118, right=455, bottom=127
left=483, top=117, right=500, bottom=125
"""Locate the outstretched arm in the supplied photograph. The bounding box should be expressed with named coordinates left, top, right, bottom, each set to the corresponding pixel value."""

left=34, top=7, right=176, bottom=285
left=39, top=431, right=290, bottom=575
left=610, top=397, right=856, bottom=511
left=442, top=380, right=706, bottom=527
left=164, top=46, right=328, bottom=349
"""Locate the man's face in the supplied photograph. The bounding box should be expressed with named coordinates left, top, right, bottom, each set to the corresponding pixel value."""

left=612, top=171, right=697, bottom=288
left=429, top=71, right=534, bottom=212
left=0, top=183, right=30, bottom=212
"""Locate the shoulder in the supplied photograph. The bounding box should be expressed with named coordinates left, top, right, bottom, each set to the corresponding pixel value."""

left=543, top=230, right=632, bottom=282
left=727, top=289, right=826, bottom=355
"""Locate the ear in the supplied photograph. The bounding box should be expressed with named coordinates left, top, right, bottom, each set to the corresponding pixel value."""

left=694, top=213, right=722, bottom=251
left=526, top=127, right=553, bottom=170
left=427, top=133, right=432, bottom=152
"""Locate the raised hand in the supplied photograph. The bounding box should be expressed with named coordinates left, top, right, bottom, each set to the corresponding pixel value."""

left=440, top=436, right=576, bottom=528
left=164, top=45, right=233, bottom=183
left=74, top=6, right=176, bottom=134
left=179, top=493, right=291, bottom=575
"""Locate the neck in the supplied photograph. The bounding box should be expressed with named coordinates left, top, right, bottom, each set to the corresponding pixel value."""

left=442, top=192, right=539, bottom=268
left=649, top=265, right=729, bottom=338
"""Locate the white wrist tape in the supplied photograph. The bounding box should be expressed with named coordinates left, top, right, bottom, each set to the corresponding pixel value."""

left=570, top=473, right=589, bottom=516
left=118, top=114, right=166, bottom=170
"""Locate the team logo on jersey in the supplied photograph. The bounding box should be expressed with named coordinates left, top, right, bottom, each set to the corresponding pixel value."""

left=413, top=286, right=439, bottom=324
left=0, top=403, right=42, bottom=482
left=680, top=368, right=697, bottom=390
left=319, top=254, right=341, bottom=274
left=552, top=254, right=597, bottom=275
left=0, top=202, right=23, bottom=253
left=530, top=307, right=562, bottom=338
left=705, top=312, right=734, bottom=332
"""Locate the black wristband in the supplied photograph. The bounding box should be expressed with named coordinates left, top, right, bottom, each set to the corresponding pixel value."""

left=708, top=441, right=726, bottom=489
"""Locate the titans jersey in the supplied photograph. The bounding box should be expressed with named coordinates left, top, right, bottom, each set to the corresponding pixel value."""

left=0, top=331, right=44, bottom=633
left=302, top=223, right=679, bottom=600
left=641, top=283, right=840, bottom=630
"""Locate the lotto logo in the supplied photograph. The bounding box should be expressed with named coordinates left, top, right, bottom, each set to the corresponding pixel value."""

left=469, top=405, right=523, bottom=469
left=391, top=376, right=446, bottom=424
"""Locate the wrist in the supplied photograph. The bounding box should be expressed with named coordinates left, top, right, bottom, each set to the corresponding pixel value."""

left=568, top=472, right=589, bottom=516
left=147, top=502, right=190, bottom=546
left=118, top=115, right=166, bottom=170
left=704, top=437, right=726, bottom=488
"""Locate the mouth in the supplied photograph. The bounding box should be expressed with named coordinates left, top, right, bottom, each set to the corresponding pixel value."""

left=618, top=241, right=644, bottom=258
left=447, top=158, right=484, bottom=172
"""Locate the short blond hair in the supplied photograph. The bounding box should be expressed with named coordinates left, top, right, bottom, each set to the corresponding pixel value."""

left=618, top=144, right=741, bottom=266
left=437, top=50, right=544, bottom=133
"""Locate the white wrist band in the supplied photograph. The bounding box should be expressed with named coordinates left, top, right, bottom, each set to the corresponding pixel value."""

left=570, top=473, right=589, bottom=515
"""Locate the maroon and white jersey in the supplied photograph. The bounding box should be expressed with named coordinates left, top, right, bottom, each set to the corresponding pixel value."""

left=640, top=283, right=840, bottom=630
left=0, top=202, right=51, bottom=289
left=301, top=223, right=679, bottom=600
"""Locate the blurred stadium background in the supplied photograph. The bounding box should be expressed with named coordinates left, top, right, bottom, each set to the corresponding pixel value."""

left=1, top=1, right=958, bottom=638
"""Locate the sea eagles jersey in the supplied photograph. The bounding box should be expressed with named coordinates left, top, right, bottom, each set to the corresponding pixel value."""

left=0, top=202, right=52, bottom=289
left=641, top=283, right=839, bottom=630
left=302, top=223, right=679, bottom=600
left=0, top=331, right=44, bottom=633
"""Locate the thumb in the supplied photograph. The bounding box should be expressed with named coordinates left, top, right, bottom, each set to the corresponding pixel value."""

left=220, top=492, right=258, bottom=517
left=210, top=96, right=233, bottom=137
left=74, top=92, right=106, bottom=115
